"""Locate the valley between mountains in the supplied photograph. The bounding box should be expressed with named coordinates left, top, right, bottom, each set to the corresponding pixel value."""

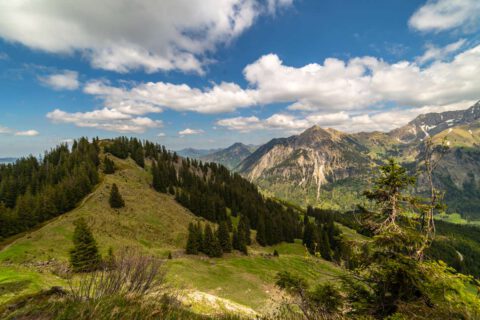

left=195, top=101, right=480, bottom=222
left=1, top=101, right=480, bottom=319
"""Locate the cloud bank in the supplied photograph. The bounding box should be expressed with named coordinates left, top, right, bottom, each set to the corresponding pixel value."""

left=49, top=42, right=480, bottom=133
left=0, top=0, right=292, bottom=74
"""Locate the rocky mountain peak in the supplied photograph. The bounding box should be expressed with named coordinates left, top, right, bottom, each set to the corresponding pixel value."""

left=295, top=125, right=344, bottom=146
left=389, top=100, right=480, bottom=143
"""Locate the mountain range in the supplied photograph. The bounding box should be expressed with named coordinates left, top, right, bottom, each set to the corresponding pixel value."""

left=177, top=143, right=257, bottom=170
left=234, top=100, right=480, bottom=219
left=0, top=157, right=16, bottom=164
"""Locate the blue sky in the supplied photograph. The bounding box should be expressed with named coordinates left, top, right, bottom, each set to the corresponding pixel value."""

left=0, top=0, right=479, bottom=157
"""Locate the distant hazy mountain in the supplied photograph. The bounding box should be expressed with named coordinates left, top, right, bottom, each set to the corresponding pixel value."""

left=200, top=142, right=257, bottom=170
left=176, top=147, right=221, bottom=159
left=238, top=100, right=480, bottom=219
left=0, top=157, right=17, bottom=164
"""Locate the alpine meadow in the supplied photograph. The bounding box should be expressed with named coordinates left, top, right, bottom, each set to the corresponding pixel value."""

left=1, top=1, right=480, bottom=319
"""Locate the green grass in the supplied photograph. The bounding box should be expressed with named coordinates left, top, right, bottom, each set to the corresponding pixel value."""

left=0, top=157, right=196, bottom=265
left=167, top=251, right=341, bottom=311
left=0, top=265, right=64, bottom=305
left=436, top=213, right=480, bottom=226
left=0, top=155, right=343, bottom=313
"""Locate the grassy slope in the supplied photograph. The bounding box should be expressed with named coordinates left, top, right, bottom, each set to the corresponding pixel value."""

left=0, top=155, right=347, bottom=314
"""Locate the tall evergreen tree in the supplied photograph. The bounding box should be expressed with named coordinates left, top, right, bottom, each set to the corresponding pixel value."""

left=203, top=224, right=222, bottom=257
left=239, top=215, right=251, bottom=245
left=69, top=218, right=101, bottom=272
left=109, top=183, right=125, bottom=208
left=217, top=221, right=232, bottom=253
left=305, top=205, right=313, bottom=225
left=195, top=222, right=204, bottom=253
left=132, top=145, right=145, bottom=168
left=103, top=156, right=115, bottom=174
left=233, top=226, right=248, bottom=255
left=185, top=223, right=199, bottom=254
left=319, top=227, right=332, bottom=261
left=256, top=216, right=267, bottom=246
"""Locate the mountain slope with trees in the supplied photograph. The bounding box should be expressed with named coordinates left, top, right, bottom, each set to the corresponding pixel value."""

left=238, top=100, right=480, bottom=219
left=0, top=137, right=100, bottom=240
left=0, top=139, right=345, bottom=315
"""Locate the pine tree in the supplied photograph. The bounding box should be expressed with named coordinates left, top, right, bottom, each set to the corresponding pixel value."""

left=195, top=222, right=204, bottom=253
left=256, top=216, right=267, bottom=246
left=234, top=225, right=248, bottom=255
left=152, top=162, right=166, bottom=193
left=211, top=233, right=223, bottom=257
left=69, top=218, right=101, bottom=272
left=133, top=147, right=145, bottom=168
left=186, top=223, right=199, bottom=254
left=319, top=227, right=332, bottom=261
left=232, top=227, right=240, bottom=251
left=239, top=215, right=251, bottom=245
left=305, top=205, right=313, bottom=225
left=103, top=156, right=115, bottom=174
left=203, top=224, right=223, bottom=257
left=203, top=224, right=215, bottom=256
left=217, top=221, right=232, bottom=253
left=109, top=183, right=125, bottom=208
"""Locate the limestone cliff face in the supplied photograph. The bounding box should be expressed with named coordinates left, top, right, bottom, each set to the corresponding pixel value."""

left=237, top=101, right=480, bottom=212
left=238, top=126, right=372, bottom=200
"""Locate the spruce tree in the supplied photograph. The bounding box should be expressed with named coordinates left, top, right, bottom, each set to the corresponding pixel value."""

left=319, top=227, right=332, bottom=261
left=186, top=223, right=199, bottom=254
left=195, top=222, right=204, bottom=253
left=211, top=233, right=223, bottom=257
left=103, top=156, right=115, bottom=174
left=217, top=221, right=232, bottom=253
left=234, top=225, right=248, bottom=255
left=133, top=147, right=145, bottom=168
left=109, top=183, right=125, bottom=208
left=69, top=218, right=101, bottom=272
left=256, top=216, right=267, bottom=246
left=232, top=227, right=240, bottom=251
left=203, top=224, right=223, bottom=257
left=203, top=224, right=215, bottom=256
left=239, top=215, right=251, bottom=245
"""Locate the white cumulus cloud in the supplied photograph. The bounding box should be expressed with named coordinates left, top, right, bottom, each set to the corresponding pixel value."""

left=46, top=108, right=161, bottom=133
left=217, top=100, right=478, bottom=133
left=46, top=43, right=480, bottom=133
left=38, top=70, right=80, bottom=90
left=409, top=0, right=480, bottom=33
left=416, top=39, right=466, bottom=64
left=178, top=128, right=205, bottom=136
left=0, top=0, right=293, bottom=74
left=15, top=130, right=39, bottom=136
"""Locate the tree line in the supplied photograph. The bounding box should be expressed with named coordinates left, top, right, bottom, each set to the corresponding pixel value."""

left=302, top=205, right=343, bottom=262
left=186, top=216, right=250, bottom=257
left=105, top=137, right=304, bottom=249
left=0, top=138, right=100, bottom=240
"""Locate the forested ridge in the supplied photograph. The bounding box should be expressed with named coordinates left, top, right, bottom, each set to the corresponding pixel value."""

left=0, top=137, right=100, bottom=240
left=105, top=137, right=304, bottom=248
left=330, top=208, right=480, bottom=278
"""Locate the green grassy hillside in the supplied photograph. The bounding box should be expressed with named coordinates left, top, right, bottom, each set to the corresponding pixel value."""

left=0, top=154, right=344, bottom=315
